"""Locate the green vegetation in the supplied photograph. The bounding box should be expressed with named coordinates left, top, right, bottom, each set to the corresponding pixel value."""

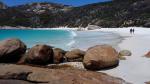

left=0, top=0, right=150, bottom=28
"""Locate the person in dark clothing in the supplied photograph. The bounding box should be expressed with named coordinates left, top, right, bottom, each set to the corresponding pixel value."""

left=130, top=28, right=135, bottom=34
left=130, top=28, right=132, bottom=34
left=132, top=29, right=135, bottom=34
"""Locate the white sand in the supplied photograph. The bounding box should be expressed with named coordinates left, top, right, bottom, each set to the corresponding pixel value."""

left=16, top=26, right=150, bottom=83
left=99, top=27, right=150, bottom=84
left=36, top=27, right=150, bottom=84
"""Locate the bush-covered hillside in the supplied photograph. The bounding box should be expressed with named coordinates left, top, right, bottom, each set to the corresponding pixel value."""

left=0, top=0, right=150, bottom=28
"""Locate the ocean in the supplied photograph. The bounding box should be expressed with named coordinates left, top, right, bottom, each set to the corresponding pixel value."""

left=0, top=29, right=122, bottom=50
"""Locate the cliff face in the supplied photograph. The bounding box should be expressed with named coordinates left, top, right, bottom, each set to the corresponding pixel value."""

left=0, top=0, right=150, bottom=28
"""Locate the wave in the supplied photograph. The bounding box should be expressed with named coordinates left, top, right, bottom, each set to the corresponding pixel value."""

left=70, top=30, right=77, bottom=37
left=66, top=30, right=77, bottom=47
left=67, top=40, right=75, bottom=46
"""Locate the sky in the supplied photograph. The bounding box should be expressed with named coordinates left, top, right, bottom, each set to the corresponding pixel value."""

left=1, top=0, right=110, bottom=6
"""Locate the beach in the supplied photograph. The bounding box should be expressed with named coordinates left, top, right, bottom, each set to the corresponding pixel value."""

left=59, top=27, right=150, bottom=84
left=98, top=27, right=150, bottom=84
left=0, top=27, right=150, bottom=84
left=0, top=0, right=150, bottom=83
left=55, top=27, right=150, bottom=84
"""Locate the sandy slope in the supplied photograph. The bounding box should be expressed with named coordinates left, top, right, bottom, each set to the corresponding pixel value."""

left=99, top=27, right=150, bottom=84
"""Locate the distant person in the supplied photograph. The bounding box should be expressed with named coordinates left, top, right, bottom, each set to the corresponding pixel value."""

left=132, top=29, right=135, bottom=34
left=130, top=28, right=135, bottom=34
left=130, top=28, right=132, bottom=34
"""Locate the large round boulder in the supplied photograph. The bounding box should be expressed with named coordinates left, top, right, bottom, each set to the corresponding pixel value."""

left=65, top=49, right=85, bottom=62
left=26, top=44, right=53, bottom=65
left=53, top=48, right=66, bottom=64
left=0, top=38, right=26, bottom=63
left=83, top=45, right=119, bottom=70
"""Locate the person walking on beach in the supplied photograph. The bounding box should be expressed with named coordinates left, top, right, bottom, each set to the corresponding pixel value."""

left=130, top=28, right=132, bottom=34
left=132, top=28, right=135, bottom=34
left=130, top=28, right=135, bottom=34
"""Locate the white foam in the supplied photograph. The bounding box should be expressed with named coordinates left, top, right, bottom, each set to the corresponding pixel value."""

left=67, top=40, right=75, bottom=46
left=70, top=30, right=77, bottom=37
left=66, top=31, right=77, bottom=47
left=31, top=26, right=78, bottom=30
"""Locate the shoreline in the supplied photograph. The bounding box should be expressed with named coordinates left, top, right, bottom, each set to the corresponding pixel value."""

left=0, top=26, right=149, bottom=29
left=35, top=27, right=150, bottom=84
left=48, top=27, right=150, bottom=84
left=0, top=27, right=150, bottom=84
left=73, top=30, right=123, bottom=51
left=99, top=28, right=150, bottom=84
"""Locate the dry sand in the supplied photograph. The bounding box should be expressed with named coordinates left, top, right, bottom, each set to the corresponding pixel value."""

left=100, top=27, right=150, bottom=84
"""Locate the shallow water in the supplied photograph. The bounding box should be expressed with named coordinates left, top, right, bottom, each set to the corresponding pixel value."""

left=72, top=31, right=122, bottom=50
left=0, top=29, right=122, bottom=50
left=0, top=29, right=74, bottom=49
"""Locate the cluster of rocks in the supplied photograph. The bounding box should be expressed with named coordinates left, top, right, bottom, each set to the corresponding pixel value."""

left=0, top=38, right=133, bottom=84
left=0, top=38, right=122, bottom=70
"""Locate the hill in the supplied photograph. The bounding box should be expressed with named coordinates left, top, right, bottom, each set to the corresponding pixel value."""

left=0, top=0, right=150, bottom=28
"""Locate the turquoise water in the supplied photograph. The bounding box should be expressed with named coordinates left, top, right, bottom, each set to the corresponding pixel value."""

left=0, top=29, right=76, bottom=50
left=0, top=29, right=122, bottom=50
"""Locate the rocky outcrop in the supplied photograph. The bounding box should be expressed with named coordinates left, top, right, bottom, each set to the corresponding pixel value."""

left=0, top=38, right=131, bottom=84
left=119, top=50, right=132, bottom=56
left=53, top=48, right=66, bottom=64
left=0, top=38, right=26, bottom=63
left=83, top=45, right=119, bottom=70
left=26, top=44, right=53, bottom=65
left=25, top=2, right=71, bottom=14
left=0, top=64, right=130, bottom=84
left=65, top=49, right=85, bottom=62
left=86, top=25, right=101, bottom=30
